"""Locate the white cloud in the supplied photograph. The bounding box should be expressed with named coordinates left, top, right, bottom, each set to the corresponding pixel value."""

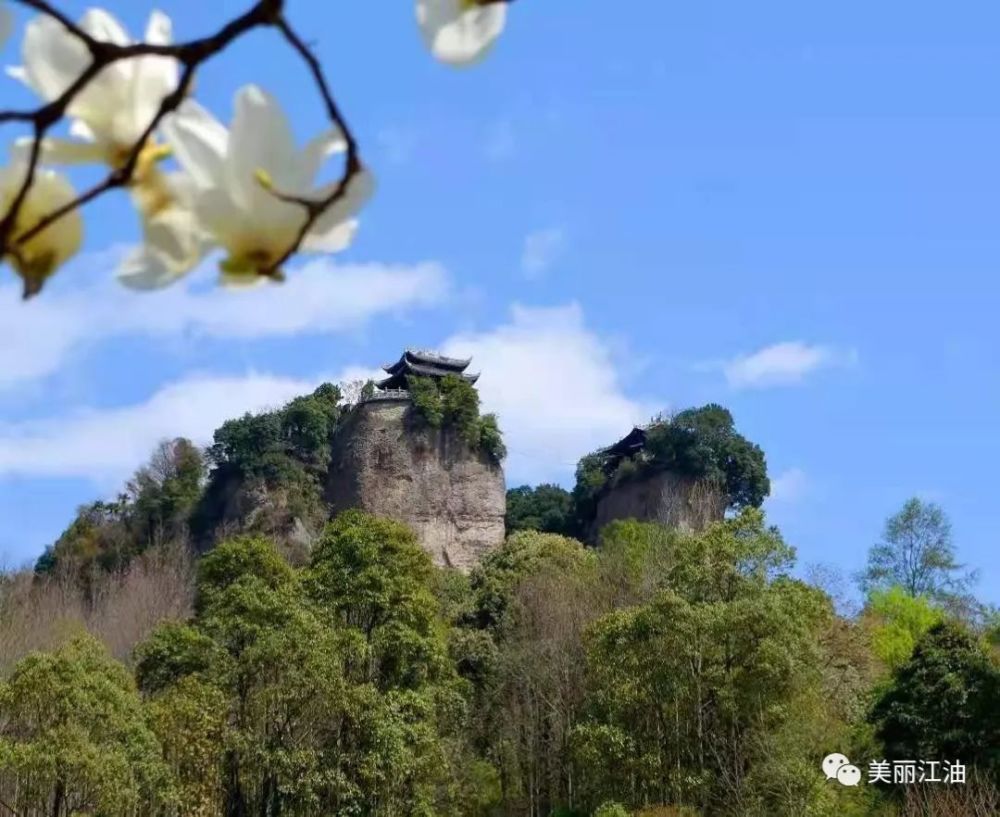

left=768, top=468, right=808, bottom=504
left=442, top=303, right=656, bottom=485
left=0, top=304, right=655, bottom=491
left=521, top=227, right=567, bottom=279
left=722, top=341, right=857, bottom=389
left=0, top=373, right=320, bottom=484
left=0, top=256, right=449, bottom=391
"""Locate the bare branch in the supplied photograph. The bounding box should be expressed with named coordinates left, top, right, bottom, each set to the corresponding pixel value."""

left=267, top=15, right=362, bottom=276
left=1, top=0, right=286, bottom=295
left=1, top=0, right=515, bottom=296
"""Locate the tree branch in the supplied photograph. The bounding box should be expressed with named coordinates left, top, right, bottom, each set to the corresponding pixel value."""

left=1, top=0, right=286, bottom=294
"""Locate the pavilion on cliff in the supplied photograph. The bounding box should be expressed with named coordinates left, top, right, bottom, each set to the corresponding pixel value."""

left=377, top=349, right=481, bottom=391
left=600, top=426, right=649, bottom=475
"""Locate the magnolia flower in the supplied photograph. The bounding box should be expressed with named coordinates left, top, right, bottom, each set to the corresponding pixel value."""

left=161, top=85, right=375, bottom=286
left=117, top=170, right=211, bottom=290
left=417, top=0, right=507, bottom=66
left=1, top=163, right=83, bottom=297
left=8, top=8, right=178, bottom=169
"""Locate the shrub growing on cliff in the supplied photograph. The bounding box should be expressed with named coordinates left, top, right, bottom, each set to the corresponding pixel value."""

left=642, top=404, right=769, bottom=509
left=572, top=404, right=769, bottom=533
left=408, top=374, right=506, bottom=463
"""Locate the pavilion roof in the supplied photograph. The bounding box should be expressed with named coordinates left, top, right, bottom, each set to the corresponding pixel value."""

left=601, top=426, right=649, bottom=458
left=383, top=349, right=473, bottom=376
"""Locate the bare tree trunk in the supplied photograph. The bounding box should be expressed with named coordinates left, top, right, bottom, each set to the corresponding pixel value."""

left=50, top=779, right=64, bottom=817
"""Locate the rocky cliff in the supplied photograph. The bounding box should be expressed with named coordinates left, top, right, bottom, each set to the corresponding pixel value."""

left=326, top=397, right=506, bottom=571
left=591, top=470, right=726, bottom=541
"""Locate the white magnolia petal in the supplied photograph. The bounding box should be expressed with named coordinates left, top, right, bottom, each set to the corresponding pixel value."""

left=128, top=11, right=178, bottom=144
left=219, top=271, right=270, bottom=289
left=301, top=218, right=359, bottom=254
left=11, top=135, right=106, bottom=165
left=227, top=85, right=297, bottom=206
left=148, top=209, right=204, bottom=267
left=79, top=8, right=130, bottom=45
left=0, top=164, right=83, bottom=294
left=145, top=9, right=172, bottom=45
left=163, top=170, right=199, bottom=209
left=77, top=8, right=131, bottom=92
left=191, top=185, right=248, bottom=253
left=416, top=0, right=507, bottom=67
left=118, top=195, right=209, bottom=290
left=18, top=11, right=126, bottom=135
left=117, top=245, right=184, bottom=290
left=303, top=167, right=376, bottom=253
left=163, top=99, right=229, bottom=188
left=5, top=66, right=27, bottom=83
left=18, top=14, right=91, bottom=101
left=292, top=127, right=347, bottom=190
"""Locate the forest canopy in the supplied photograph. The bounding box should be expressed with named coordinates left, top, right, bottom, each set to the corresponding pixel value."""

left=4, top=507, right=998, bottom=816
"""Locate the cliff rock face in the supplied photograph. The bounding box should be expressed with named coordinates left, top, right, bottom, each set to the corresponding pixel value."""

left=591, top=470, right=726, bottom=540
left=326, top=398, right=506, bottom=570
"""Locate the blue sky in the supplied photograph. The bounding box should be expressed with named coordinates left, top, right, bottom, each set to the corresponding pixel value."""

left=1, top=1, right=998, bottom=604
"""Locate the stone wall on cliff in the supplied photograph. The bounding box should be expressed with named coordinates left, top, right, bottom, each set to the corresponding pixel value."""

left=325, top=397, right=506, bottom=571
left=590, top=469, right=726, bottom=541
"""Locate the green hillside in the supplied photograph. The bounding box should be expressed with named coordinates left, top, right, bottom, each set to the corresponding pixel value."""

left=1, top=384, right=998, bottom=817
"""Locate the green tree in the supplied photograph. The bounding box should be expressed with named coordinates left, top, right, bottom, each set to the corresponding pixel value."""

left=139, top=535, right=348, bottom=816
left=860, top=498, right=975, bottom=603
left=408, top=375, right=445, bottom=427
left=863, top=586, right=943, bottom=672
left=35, top=497, right=132, bottom=580
left=305, top=510, right=448, bottom=689
left=869, top=621, right=1000, bottom=776
left=208, top=410, right=284, bottom=476
left=129, top=438, right=204, bottom=546
left=596, top=518, right=679, bottom=606
left=136, top=516, right=478, bottom=816
left=280, top=383, right=343, bottom=468
left=459, top=530, right=598, bottom=816
left=643, top=404, right=769, bottom=510
left=0, top=634, right=171, bottom=816
left=575, top=510, right=835, bottom=816
left=505, top=483, right=575, bottom=536
left=477, top=411, right=507, bottom=462
left=570, top=451, right=610, bottom=536
left=468, top=529, right=596, bottom=633
left=407, top=374, right=506, bottom=462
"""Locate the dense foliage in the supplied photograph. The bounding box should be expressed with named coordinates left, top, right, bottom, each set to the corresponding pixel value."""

left=131, top=513, right=476, bottom=816
left=870, top=621, right=1000, bottom=775
left=642, top=405, right=769, bottom=509
left=571, top=405, right=769, bottom=535
left=3, top=505, right=999, bottom=816
left=408, top=374, right=507, bottom=463
left=505, top=484, right=576, bottom=536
